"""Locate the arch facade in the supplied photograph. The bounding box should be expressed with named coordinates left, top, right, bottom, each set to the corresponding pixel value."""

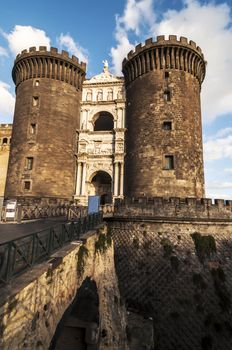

left=74, top=64, right=125, bottom=205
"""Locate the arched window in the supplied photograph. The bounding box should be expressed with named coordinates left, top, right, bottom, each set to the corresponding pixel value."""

left=2, top=138, right=8, bottom=145
left=94, top=112, right=114, bottom=131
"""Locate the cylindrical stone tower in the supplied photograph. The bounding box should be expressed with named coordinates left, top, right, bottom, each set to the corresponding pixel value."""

left=122, top=35, right=206, bottom=198
left=5, top=46, right=86, bottom=202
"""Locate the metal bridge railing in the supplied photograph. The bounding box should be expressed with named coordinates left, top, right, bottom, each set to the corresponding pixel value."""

left=0, top=212, right=102, bottom=284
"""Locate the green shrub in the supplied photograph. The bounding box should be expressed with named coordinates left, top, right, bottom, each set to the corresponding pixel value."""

left=191, top=232, right=216, bottom=263
left=77, top=245, right=89, bottom=276
left=95, top=232, right=112, bottom=254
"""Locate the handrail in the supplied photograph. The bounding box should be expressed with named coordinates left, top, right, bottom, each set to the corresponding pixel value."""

left=0, top=212, right=102, bottom=284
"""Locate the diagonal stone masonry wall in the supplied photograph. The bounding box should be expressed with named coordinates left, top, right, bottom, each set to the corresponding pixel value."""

left=110, top=218, right=232, bottom=350
left=0, top=225, right=128, bottom=350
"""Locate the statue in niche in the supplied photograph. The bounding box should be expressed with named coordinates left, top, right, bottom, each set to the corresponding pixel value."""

left=86, top=90, right=92, bottom=101
left=117, top=89, right=123, bottom=99
left=97, top=90, right=103, bottom=101
left=107, top=90, right=113, bottom=101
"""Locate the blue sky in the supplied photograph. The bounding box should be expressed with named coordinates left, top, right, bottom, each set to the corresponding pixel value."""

left=0, top=0, right=232, bottom=199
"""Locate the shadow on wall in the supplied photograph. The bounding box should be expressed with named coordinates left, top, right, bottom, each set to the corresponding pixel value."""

left=112, top=222, right=232, bottom=350
left=49, top=277, right=99, bottom=350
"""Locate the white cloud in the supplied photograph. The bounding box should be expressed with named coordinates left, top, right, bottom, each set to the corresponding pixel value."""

left=111, top=0, right=155, bottom=74
left=208, top=181, right=232, bottom=189
left=2, top=25, right=50, bottom=56
left=0, top=46, right=8, bottom=57
left=153, top=0, right=232, bottom=123
left=204, top=133, right=232, bottom=161
left=111, top=0, right=232, bottom=122
left=58, top=33, right=88, bottom=64
left=111, top=33, right=134, bottom=75
left=205, top=181, right=232, bottom=199
left=0, top=82, right=15, bottom=121
left=224, top=168, right=232, bottom=174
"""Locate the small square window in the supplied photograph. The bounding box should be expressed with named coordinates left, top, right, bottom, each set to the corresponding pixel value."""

left=26, top=157, right=34, bottom=170
left=163, top=121, right=172, bottom=130
left=24, top=181, right=31, bottom=190
left=32, top=96, right=39, bottom=106
left=164, top=90, right=171, bottom=102
left=30, top=123, right=36, bottom=134
left=35, top=80, right=40, bottom=86
left=164, top=155, right=174, bottom=170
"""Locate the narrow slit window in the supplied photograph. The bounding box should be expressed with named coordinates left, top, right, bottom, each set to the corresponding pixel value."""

left=32, top=96, right=39, bottom=106
left=164, top=90, right=171, bottom=102
left=24, top=181, right=31, bottom=190
left=163, top=121, right=172, bottom=130
left=164, top=155, right=174, bottom=170
left=30, top=123, right=36, bottom=134
left=165, top=71, right=169, bottom=79
left=26, top=157, right=34, bottom=170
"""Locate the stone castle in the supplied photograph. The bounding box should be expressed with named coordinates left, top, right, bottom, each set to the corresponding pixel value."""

left=2, top=34, right=205, bottom=205
left=2, top=35, right=232, bottom=350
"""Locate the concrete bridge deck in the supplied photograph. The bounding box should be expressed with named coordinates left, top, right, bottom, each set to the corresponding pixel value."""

left=0, top=217, right=68, bottom=243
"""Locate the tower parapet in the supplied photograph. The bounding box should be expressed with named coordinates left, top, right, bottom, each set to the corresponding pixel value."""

left=122, top=35, right=206, bottom=199
left=12, top=46, right=86, bottom=90
left=122, top=35, right=205, bottom=86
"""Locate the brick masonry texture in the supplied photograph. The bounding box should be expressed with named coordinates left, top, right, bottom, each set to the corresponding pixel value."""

left=5, top=48, right=86, bottom=201
left=123, top=37, right=205, bottom=198
left=110, top=217, right=232, bottom=350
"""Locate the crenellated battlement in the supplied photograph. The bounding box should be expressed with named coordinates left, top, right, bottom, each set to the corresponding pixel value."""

left=113, top=197, right=232, bottom=220
left=15, top=46, right=86, bottom=69
left=122, top=35, right=206, bottom=86
left=12, top=46, right=86, bottom=89
left=0, top=124, right=12, bottom=128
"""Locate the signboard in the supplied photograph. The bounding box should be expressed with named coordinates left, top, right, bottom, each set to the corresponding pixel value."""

left=88, top=196, right=100, bottom=214
left=5, top=200, right=17, bottom=220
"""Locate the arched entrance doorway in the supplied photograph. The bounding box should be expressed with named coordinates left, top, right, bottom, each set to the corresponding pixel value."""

left=49, top=277, right=99, bottom=350
left=89, top=171, right=112, bottom=205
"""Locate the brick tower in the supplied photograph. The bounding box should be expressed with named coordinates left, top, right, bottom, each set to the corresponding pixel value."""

left=5, top=47, right=86, bottom=202
left=122, top=35, right=206, bottom=198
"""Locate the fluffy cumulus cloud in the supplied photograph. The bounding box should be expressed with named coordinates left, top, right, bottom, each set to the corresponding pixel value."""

left=2, top=25, right=50, bottom=56
left=0, top=82, right=15, bottom=120
left=111, top=0, right=232, bottom=122
left=206, top=181, right=232, bottom=199
left=58, top=33, right=88, bottom=64
left=111, top=0, right=155, bottom=74
left=204, top=128, right=232, bottom=161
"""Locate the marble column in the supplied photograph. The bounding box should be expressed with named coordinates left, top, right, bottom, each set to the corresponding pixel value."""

left=114, top=162, right=119, bottom=196
left=81, top=162, right=86, bottom=195
left=120, top=162, right=124, bottom=196
left=75, top=162, right=82, bottom=195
